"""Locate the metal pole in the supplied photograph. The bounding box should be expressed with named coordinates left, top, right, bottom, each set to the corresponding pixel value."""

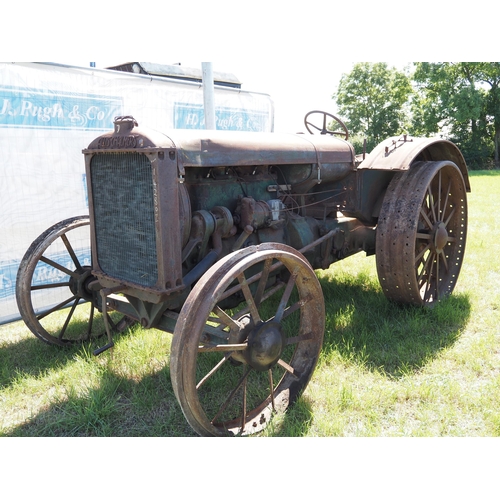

left=202, top=62, right=216, bottom=130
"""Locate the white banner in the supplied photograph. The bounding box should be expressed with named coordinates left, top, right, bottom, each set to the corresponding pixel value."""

left=0, top=62, right=274, bottom=323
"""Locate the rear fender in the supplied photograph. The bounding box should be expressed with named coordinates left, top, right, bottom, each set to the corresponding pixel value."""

left=358, top=136, right=470, bottom=192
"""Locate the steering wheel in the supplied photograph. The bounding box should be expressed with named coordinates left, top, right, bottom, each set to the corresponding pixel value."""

left=304, top=110, right=349, bottom=140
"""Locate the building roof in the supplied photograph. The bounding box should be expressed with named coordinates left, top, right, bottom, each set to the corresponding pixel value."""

left=106, top=62, right=241, bottom=89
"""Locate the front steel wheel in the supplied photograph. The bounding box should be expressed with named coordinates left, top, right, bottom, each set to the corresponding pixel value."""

left=170, top=243, right=325, bottom=436
left=376, top=161, right=468, bottom=306
left=16, top=216, right=133, bottom=346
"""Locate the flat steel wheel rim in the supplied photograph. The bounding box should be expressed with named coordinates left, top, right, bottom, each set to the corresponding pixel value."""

left=171, top=243, right=325, bottom=436
left=16, top=216, right=133, bottom=345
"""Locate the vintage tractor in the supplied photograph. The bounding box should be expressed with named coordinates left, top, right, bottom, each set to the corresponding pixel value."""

left=15, top=112, right=470, bottom=436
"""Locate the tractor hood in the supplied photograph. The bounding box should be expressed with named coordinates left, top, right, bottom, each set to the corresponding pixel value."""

left=85, top=117, right=356, bottom=175
left=163, top=129, right=356, bottom=173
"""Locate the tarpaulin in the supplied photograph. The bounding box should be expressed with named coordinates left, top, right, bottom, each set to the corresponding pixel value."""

left=0, top=62, right=273, bottom=323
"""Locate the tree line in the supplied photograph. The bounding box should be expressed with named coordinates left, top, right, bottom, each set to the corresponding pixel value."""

left=333, top=62, right=500, bottom=169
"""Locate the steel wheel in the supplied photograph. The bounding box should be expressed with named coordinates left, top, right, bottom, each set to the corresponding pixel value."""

left=170, top=243, right=325, bottom=436
left=376, top=161, right=468, bottom=306
left=16, top=216, right=133, bottom=346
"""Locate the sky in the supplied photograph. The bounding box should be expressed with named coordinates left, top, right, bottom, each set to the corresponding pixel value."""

left=7, top=1, right=493, bottom=134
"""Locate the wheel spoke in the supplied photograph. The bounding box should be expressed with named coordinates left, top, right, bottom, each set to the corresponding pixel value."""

left=219, top=260, right=284, bottom=303
left=58, top=297, right=81, bottom=340
left=435, top=252, right=440, bottom=300
left=198, top=342, right=247, bottom=352
left=281, top=298, right=306, bottom=321
left=444, top=205, right=457, bottom=227
left=423, top=256, right=436, bottom=301
left=39, top=255, right=79, bottom=279
left=437, top=170, right=442, bottom=220
left=417, top=251, right=432, bottom=287
left=237, top=273, right=261, bottom=324
left=253, top=257, right=272, bottom=306
left=196, top=354, right=230, bottom=390
left=211, top=366, right=251, bottom=425
left=277, top=358, right=301, bottom=379
left=420, top=206, right=433, bottom=230
left=427, top=185, right=437, bottom=223
left=268, top=369, right=276, bottom=412
left=31, top=282, right=70, bottom=291
left=36, top=295, right=78, bottom=321
left=274, top=267, right=299, bottom=323
left=415, top=242, right=431, bottom=267
left=416, top=232, right=431, bottom=240
left=256, top=280, right=286, bottom=304
left=200, top=322, right=230, bottom=341
left=441, top=179, right=452, bottom=222
left=439, top=249, right=449, bottom=272
left=233, top=281, right=286, bottom=319
left=61, top=233, right=82, bottom=271
left=212, top=305, right=240, bottom=331
left=285, top=331, right=314, bottom=346
left=269, top=295, right=310, bottom=323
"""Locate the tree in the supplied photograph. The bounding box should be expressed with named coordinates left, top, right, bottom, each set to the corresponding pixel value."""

left=333, top=63, right=413, bottom=152
left=412, top=62, right=500, bottom=168
left=479, top=63, right=500, bottom=165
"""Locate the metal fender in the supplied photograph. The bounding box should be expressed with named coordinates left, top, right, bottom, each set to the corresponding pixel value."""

left=358, top=135, right=470, bottom=192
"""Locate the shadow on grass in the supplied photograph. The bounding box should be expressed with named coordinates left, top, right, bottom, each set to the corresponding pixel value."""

left=0, top=315, right=135, bottom=390
left=3, top=362, right=197, bottom=437
left=317, top=272, right=472, bottom=378
left=1, top=273, right=471, bottom=437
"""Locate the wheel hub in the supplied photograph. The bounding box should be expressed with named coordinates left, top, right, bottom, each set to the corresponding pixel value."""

left=433, top=222, right=448, bottom=253
left=69, top=266, right=96, bottom=301
left=246, top=321, right=285, bottom=371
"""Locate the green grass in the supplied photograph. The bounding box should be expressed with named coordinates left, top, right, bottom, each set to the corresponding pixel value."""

left=1, top=170, right=499, bottom=437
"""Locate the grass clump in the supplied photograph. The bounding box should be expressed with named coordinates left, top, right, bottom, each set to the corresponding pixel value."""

left=1, top=171, right=499, bottom=437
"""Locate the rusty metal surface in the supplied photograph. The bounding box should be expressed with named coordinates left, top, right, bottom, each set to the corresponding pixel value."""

left=376, top=160, right=468, bottom=305
left=16, top=111, right=471, bottom=436
left=359, top=135, right=471, bottom=192
left=162, top=129, right=355, bottom=169
left=84, top=117, right=184, bottom=303
left=15, top=216, right=135, bottom=347
left=84, top=116, right=176, bottom=152
left=170, top=242, right=324, bottom=436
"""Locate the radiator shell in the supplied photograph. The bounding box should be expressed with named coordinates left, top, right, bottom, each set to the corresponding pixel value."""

left=83, top=123, right=184, bottom=302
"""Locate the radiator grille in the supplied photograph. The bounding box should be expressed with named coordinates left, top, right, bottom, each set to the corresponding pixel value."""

left=90, top=152, right=158, bottom=287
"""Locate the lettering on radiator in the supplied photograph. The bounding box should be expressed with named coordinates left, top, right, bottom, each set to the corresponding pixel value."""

left=152, top=164, right=159, bottom=224
left=97, top=136, right=138, bottom=149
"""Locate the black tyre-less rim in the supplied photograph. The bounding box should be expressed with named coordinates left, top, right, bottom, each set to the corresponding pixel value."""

left=376, top=161, right=468, bottom=306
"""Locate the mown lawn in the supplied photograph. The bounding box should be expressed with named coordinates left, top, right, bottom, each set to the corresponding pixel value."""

left=1, top=170, right=499, bottom=437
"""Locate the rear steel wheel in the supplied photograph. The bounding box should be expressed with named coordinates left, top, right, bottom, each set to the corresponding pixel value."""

left=16, top=216, right=133, bottom=346
left=376, top=161, right=468, bottom=306
left=170, top=243, right=325, bottom=436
